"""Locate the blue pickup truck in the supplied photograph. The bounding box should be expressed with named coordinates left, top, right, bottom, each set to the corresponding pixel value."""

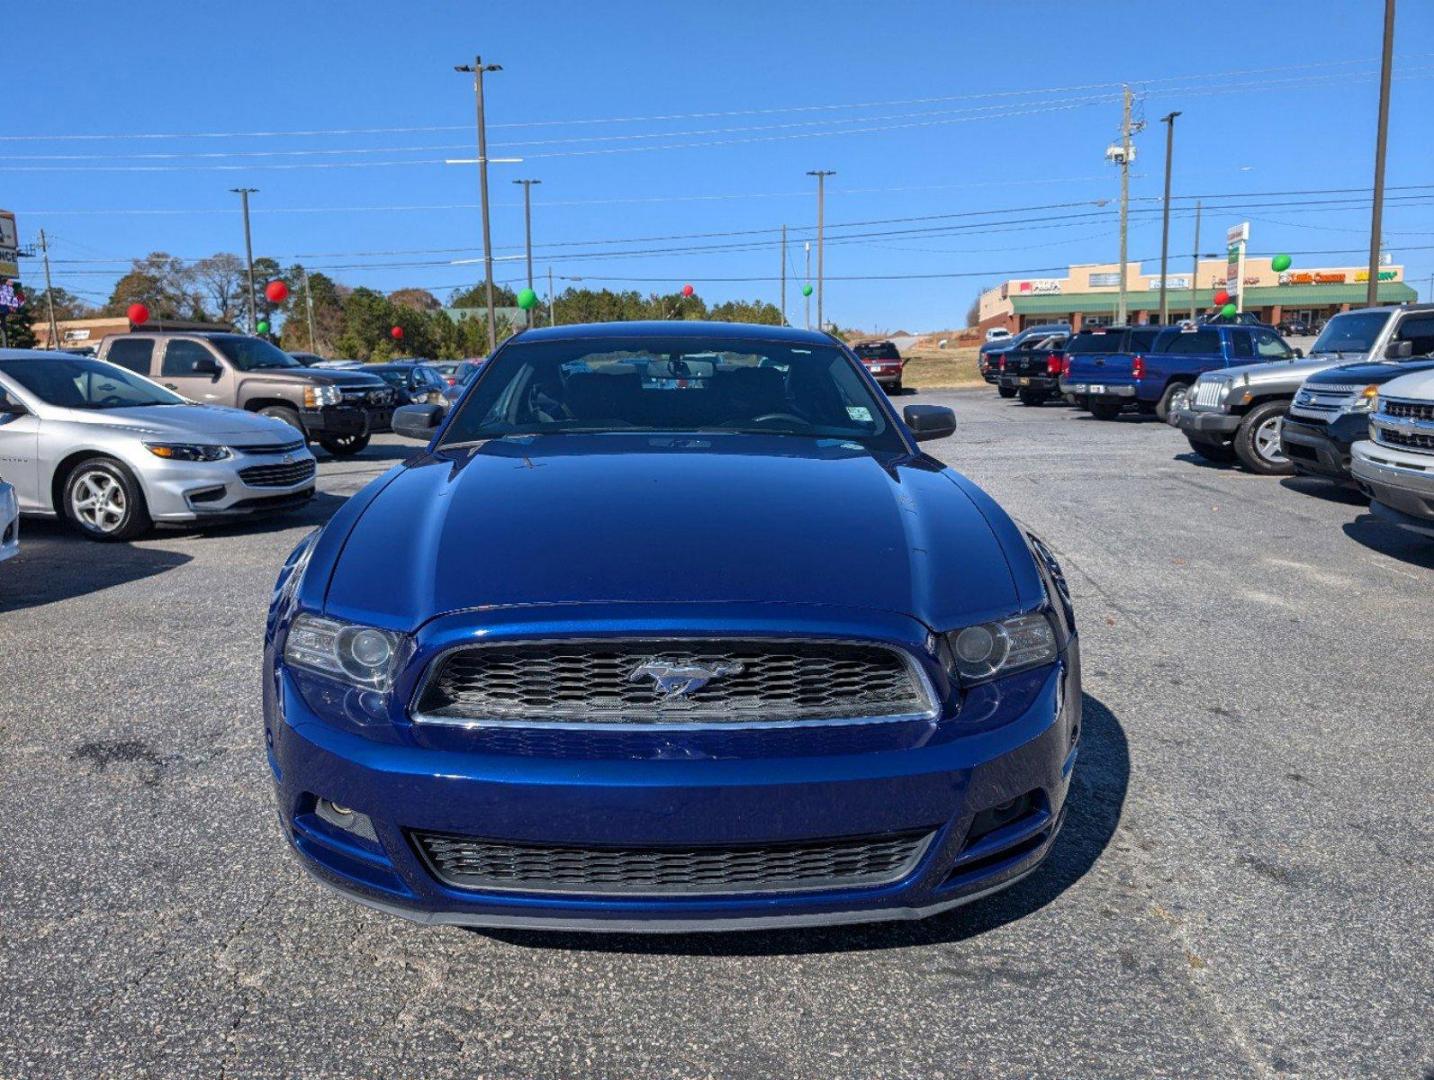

left=1057, top=325, right=1164, bottom=414
left=1062, top=324, right=1298, bottom=421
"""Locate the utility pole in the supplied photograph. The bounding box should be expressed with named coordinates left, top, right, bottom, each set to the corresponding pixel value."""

left=804, top=242, right=812, bottom=330
left=1158, top=111, right=1181, bottom=325
left=1367, top=0, right=1396, bottom=307
left=1112, top=86, right=1141, bottom=326
left=548, top=266, right=556, bottom=326
left=1189, top=200, right=1202, bottom=321
left=230, top=187, right=259, bottom=334
left=300, top=266, right=318, bottom=352
left=456, top=56, right=502, bottom=351
left=38, top=229, right=59, bottom=349
left=512, top=178, right=541, bottom=329
left=807, top=171, right=835, bottom=332
left=780, top=224, right=788, bottom=326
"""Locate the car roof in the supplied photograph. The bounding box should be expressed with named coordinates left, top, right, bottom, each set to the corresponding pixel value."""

left=514, top=320, right=838, bottom=346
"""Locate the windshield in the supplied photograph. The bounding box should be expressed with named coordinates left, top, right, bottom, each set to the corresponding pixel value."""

left=1308, top=311, right=1387, bottom=354
left=439, top=336, right=902, bottom=450
left=0, top=356, right=185, bottom=409
left=370, top=369, right=408, bottom=389
left=212, top=335, right=304, bottom=371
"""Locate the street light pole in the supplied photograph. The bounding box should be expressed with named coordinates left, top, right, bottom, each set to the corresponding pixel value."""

left=804, top=242, right=812, bottom=330
left=1158, top=111, right=1181, bottom=325
left=548, top=266, right=557, bottom=326
left=513, top=179, right=541, bottom=328
left=780, top=224, right=787, bottom=326
left=456, top=57, right=502, bottom=351
left=230, top=187, right=259, bottom=333
left=1367, top=0, right=1396, bottom=307
left=38, top=228, right=59, bottom=349
left=807, top=171, right=835, bottom=332
left=1189, top=200, right=1202, bottom=322
left=301, top=266, right=318, bottom=351
left=1115, top=86, right=1135, bottom=326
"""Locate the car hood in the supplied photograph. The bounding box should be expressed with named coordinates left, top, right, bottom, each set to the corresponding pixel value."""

left=321, top=433, right=1030, bottom=631
left=241, top=368, right=386, bottom=388
left=1304, top=358, right=1434, bottom=386
left=1212, top=357, right=1341, bottom=384
left=49, top=403, right=301, bottom=442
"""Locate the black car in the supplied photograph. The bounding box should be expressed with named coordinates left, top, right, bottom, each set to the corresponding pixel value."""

left=996, top=332, right=1070, bottom=404
left=979, top=323, right=1071, bottom=385
left=366, top=362, right=449, bottom=405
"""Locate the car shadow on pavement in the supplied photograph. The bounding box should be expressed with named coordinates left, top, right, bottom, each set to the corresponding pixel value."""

left=0, top=519, right=193, bottom=614
left=1341, top=515, right=1434, bottom=570
left=313, top=444, right=420, bottom=465
left=184, top=492, right=350, bottom=539
left=477, top=691, right=1129, bottom=957
left=1172, top=451, right=1237, bottom=472
left=1277, top=476, right=1366, bottom=506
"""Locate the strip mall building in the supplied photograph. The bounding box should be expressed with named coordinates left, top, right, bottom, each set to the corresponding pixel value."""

left=977, top=257, right=1416, bottom=333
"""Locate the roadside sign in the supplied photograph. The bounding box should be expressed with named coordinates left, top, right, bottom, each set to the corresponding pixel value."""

left=0, top=211, right=18, bottom=279
left=1225, top=221, right=1249, bottom=312
left=0, top=281, right=21, bottom=312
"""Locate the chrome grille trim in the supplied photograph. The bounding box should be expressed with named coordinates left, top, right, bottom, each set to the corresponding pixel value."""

left=410, top=637, right=941, bottom=730
left=1382, top=397, right=1434, bottom=423
left=411, top=828, right=936, bottom=896
left=237, top=460, right=317, bottom=487
left=231, top=438, right=307, bottom=455
left=1192, top=380, right=1226, bottom=408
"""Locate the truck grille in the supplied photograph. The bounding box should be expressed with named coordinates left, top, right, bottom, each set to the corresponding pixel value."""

left=1193, top=380, right=1226, bottom=408
left=238, top=460, right=317, bottom=487
left=1383, top=398, right=1434, bottom=422
left=412, top=829, right=934, bottom=895
left=413, top=639, right=934, bottom=726
left=342, top=387, right=395, bottom=406
left=1376, top=427, right=1434, bottom=452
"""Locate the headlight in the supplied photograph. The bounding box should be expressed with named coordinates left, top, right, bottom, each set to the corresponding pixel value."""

left=283, top=613, right=407, bottom=692
left=1342, top=385, right=1380, bottom=414
left=304, top=385, right=342, bottom=408
left=143, top=442, right=231, bottom=462
left=945, top=612, right=1058, bottom=685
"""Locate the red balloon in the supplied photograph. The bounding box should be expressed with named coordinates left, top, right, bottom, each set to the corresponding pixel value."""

left=390, top=325, right=404, bottom=340
left=127, top=303, right=150, bottom=326
left=681, top=284, right=694, bottom=297
left=1213, top=289, right=1230, bottom=306
left=264, top=280, right=290, bottom=303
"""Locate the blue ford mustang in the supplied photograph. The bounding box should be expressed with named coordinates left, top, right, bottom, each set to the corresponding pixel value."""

left=264, top=321, right=1081, bottom=932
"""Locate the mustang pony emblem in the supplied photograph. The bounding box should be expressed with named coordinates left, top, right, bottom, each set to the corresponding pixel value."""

left=628, top=658, right=745, bottom=700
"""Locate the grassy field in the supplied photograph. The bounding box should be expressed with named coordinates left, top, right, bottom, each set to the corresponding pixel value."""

left=899, top=345, right=982, bottom=389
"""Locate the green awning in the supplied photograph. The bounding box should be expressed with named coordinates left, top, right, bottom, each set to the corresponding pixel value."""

left=1009, top=281, right=1416, bottom=314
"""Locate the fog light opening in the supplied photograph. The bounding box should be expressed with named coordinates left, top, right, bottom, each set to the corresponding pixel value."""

left=315, top=798, right=379, bottom=843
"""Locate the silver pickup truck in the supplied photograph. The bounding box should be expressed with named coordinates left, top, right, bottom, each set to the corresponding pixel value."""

left=1169, top=305, right=1429, bottom=476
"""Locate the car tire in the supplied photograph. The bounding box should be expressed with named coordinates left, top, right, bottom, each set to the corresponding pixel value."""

left=1233, top=400, right=1296, bottom=476
left=1184, top=435, right=1237, bottom=463
left=1088, top=401, right=1122, bottom=421
left=62, top=457, right=152, bottom=542
left=1018, top=389, right=1048, bottom=406
left=1155, top=381, right=1192, bottom=423
left=319, top=433, right=371, bottom=457
left=997, top=385, right=1017, bottom=399
left=258, top=404, right=304, bottom=433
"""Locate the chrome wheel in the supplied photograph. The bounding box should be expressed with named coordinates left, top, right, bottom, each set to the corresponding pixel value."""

left=1168, top=386, right=1190, bottom=414
left=1254, top=414, right=1287, bottom=464
left=70, top=469, right=128, bottom=533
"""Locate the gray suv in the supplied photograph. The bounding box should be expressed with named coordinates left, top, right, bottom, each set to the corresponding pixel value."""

left=96, top=332, right=396, bottom=456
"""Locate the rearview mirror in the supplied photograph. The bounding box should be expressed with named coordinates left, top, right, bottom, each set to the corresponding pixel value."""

left=393, top=403, right=445, bottom=441
left=903, top=404, right=956, bottom=442
left=1385, top=340, right=1413, bottom=360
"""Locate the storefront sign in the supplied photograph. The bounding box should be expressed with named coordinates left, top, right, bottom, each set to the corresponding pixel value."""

left=0, top=281, right=21, bottom=312
left=1279, top=272, right=1348, bottom=285
left=1088, top=271, right=1122, bottom=287
left=63, top=328, right=93, bottom=342
left=1017, top=279, right=1062, bottom=294
left=1353, top=269, right=1398, bottom=282
left=0, top=211, right=18, bottom=279
left=1225, top=221, right=1249, bottom=312
left=1147, top=275, right=1191, bottom=290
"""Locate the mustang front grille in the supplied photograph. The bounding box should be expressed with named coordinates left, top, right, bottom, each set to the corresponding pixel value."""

left=412, top=639, right=935, bottom=726
left=412, top=829, right=934, bottom=895
left=238, top=460, right=317, bottom=487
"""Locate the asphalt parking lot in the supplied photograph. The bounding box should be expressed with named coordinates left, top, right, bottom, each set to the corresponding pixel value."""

left=2, top=388, right=1430, bottom=1080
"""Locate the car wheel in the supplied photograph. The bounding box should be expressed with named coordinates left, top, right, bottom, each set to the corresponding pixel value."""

left=63, top=458, right=151, bottom=542
left=1088, top=401, right=1122, bottom=421
left=1018, top=389, right=1047, bottom=406
left=1184, top=435, right=1237, bottom=463
left=319, top=433, right=371, bottom=457
left=1155, top=381, right=1192, bottom=423
left=1233, top=401, right=1295, bottom=476
left=258, top=404, right=304, bottom=433
left=997, top=385, right=1017, bottom=399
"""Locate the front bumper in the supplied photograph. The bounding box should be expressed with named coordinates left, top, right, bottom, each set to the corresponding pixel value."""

left=143, top=451, right=318, bottom=522
left=1352, top=439, right=1434, bottom=532
left=1170, top=407, right=1241, bottom=437
left=1280, top=415, right=1362, bottom=483
left=265, top=622, right=1081, bottom=932
left=300, top=405, right=394, bottom=437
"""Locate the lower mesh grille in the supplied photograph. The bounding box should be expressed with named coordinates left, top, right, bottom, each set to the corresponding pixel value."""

left=238, top=460, right=316, bottom=487
left=413, top=830, right=934, bottom=895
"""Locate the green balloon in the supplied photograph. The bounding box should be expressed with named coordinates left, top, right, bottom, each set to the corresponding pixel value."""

left=802, top=284, right=813, bottom=297
left=1271, top=253, right=1291, bottom=272
left=1220, top=303, right=1237, bottom=319
left=256, top=320, right=270, bottom=335
left=517, top=287, right=538, bottom=310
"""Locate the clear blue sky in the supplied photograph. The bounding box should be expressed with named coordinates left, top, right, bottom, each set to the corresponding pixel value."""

left=9, top=0, right=1433, bottom=331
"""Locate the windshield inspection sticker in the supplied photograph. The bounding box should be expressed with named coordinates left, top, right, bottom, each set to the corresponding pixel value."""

left=846, top=406, right=873, bottom=423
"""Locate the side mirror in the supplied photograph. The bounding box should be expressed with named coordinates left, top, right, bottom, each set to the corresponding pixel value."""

left=393, top=403, right=445, bottom=441
left=903, top=404, right=957, bottom=442
left=192, top=357, right=221, bottom=377
left=1385, top=340, right=1413, bottom=360
left=1294, top=348, right=1304, bottom=358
